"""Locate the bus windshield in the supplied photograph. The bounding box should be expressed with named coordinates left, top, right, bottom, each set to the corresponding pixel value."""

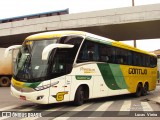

left=13, top=36, right=83, bottom=82
left=13, top=39, right=57, bottom=82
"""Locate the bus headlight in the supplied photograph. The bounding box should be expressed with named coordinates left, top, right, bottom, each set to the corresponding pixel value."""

left=34, top=84, right=50, bottom=91
left=34, top=81, right=59, bottom=91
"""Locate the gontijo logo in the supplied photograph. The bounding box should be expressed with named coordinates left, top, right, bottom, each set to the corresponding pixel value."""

left=56, top=92, right=68, bottom=101
left=128, top=68, right=147, bottom=75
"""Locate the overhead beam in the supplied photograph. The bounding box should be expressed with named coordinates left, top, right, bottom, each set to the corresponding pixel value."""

left=0, top=4, right=160, bottom=47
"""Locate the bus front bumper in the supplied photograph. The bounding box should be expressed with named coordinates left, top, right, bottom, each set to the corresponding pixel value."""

left=11, top=85, right=49, bottom=104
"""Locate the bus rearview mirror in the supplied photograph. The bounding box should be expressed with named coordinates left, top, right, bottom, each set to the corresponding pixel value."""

left=42, top=44, right=74, bottom=60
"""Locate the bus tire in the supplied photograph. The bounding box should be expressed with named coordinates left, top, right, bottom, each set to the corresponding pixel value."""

left=142, top=83, right=148, bottom=96
left=135, top=83, right=142, bottom=97
left=74, top=86, right=85, bottom=106
left=0, top=77, right=11, bottom=87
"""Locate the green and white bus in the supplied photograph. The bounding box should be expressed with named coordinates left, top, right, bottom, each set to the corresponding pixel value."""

left=7, top=31, right=157, bottom=105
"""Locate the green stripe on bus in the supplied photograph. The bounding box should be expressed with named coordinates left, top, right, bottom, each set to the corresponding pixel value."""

left=109, top=64, right=128, bottom=89
left=97, top=63, right=128, bottom=90
left=97, top=63, right=120, bottom=90
left=24, top=82, right=41, bottom=88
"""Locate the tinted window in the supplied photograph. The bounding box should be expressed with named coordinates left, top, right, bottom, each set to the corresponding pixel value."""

left=76, top=38, right=157, bottom=68
left=77, top=40, right=99, bottom=62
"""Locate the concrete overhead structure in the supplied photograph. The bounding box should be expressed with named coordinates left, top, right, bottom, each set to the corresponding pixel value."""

left=0, top=4, right=160, bottom=47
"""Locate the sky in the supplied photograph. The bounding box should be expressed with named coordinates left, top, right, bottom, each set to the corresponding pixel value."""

left=0, top=0, right=160, bottom=51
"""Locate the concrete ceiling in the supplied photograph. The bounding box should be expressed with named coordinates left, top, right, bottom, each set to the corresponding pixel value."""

left=0, top=20, right=160, bottom=47
left=0, top=3, right=160, bottom=47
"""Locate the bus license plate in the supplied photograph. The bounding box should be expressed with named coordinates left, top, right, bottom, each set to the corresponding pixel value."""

left=20, top=95, right=26, bottom=100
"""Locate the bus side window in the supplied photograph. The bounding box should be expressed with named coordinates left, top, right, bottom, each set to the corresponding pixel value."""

left=99, top=44, right=110, bottom=63
left=146, top=56, right=150, bottom=67
left=77, top=41, right=99, bottom=62
left=133, top=52, right=139, bottom=66
left=128, top=51, right=132, bottom=65
left=60, top=36, right=84, bottom=63
left=115, top=48, right=124, bottom=64
left=87, top=44, right=95, bottom=60
left=150, top=56, right=157, bottom=67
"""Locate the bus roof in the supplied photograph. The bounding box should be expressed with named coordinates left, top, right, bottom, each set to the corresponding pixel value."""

left=86, top=32, right=155, bottom=56
left=25, top=30, right=156, bottom=57
left=26, top=31, right=86, bottom=41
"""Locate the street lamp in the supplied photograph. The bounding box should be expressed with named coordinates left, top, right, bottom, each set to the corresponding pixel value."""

left=132, top=0, right=135, bottom=6
left=132, top=0, right=136, bottom=47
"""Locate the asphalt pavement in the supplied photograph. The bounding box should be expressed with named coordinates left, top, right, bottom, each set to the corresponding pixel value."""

left=148, top=84, right=160, bottom=104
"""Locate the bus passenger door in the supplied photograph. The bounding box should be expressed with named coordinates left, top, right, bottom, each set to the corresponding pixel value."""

left=64, top=76, right=72, bottom=101
left=48, top=77, right=65, bottom=103
left=48, top=50, right=71, bottom=103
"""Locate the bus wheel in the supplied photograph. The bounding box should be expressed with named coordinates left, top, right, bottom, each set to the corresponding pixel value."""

left=0, top=77, right=11, bottom=87
left=135, top=83, right=142, bottom=97
left=74, top=86, right=85, bottom=106
left=142, top=83, right=148, bottom=96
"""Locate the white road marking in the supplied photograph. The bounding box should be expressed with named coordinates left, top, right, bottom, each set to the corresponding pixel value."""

left=118, top=100, right=131, bottom=116
left=88, top=101, right=113, bottom=118
left=0, top=104, right=19, bottom=111
left=53, top=103, right=93, bottom=120
left=141, top=102, right=153, bottom=111
left=120, top=101, right=131, bottom=111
